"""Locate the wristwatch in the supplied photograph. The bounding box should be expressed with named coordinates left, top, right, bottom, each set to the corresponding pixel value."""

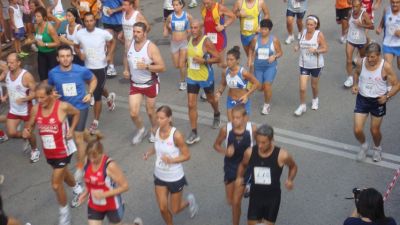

left=45, top=43, right=48, bottom=47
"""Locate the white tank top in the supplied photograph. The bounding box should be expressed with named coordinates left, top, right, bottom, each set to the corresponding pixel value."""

left=383, top=7, right=400, bottom=47
left=66, top=24, right=80, bottom=54
left=52, top=0, right=64, bottom=16
left=10, top=5, right=24, bottom=29
left=225, top=122, right=253, bottom=148
left=127, top=40, right=154, bottom=87
left=122, top=10, right=139, bottom=43
left=299, top=29, right=324, bottom=69
left=154, top=127, right=184, bottom=182
left=347, top=9, right=367, bottom=44
left=5, top=69, right=29, bottom=116
left=359, top=58, right=388, bottom=98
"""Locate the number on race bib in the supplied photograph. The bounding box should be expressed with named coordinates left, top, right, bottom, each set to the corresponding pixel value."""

left=174, top=21, right=186, bottom=32
left=62, top=83, right=78, bottom=97
left=188, top=57, right=200, bottom=70
left=254, top=167, right=271, bottom=185
left=42, top=135, right=56, bottom=149
left=292, top=0, right=301, bottom=9
left=243, top=19, right=254, bottom=31
left=156, top=157, right=170, bottom=170
left=257, top=48, right=270, bottom=60
left=207, top=33, right=218, bottom=44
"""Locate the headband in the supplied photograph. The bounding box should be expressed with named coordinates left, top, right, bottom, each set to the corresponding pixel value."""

left=307, top=16, right=318, bottom=24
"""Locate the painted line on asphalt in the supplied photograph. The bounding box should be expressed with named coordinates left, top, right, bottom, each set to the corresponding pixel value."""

left=114, top=96, right=400, bottom=170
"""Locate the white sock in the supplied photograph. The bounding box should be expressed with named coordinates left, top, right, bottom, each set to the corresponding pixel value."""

left=59, top=205, right=69, bottom=214
left=301, top=104, right=306, bottom=108
left=138, top=127, right=145, bottom=134
left=361, top=142, right=368, bottom=150
left=93, top=120, right=99, bottom=125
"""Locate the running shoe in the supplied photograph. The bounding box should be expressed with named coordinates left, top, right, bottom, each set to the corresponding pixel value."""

left=59, top=206, right=71, bottom=225
left=74, top=169, right=84, bottom=183
left=187, top=193, right=199, bottom=218
left=148, top=132, right=156, bottom=143
left=106, top=64, right=117, bottom=77
left=261, top=103, right=270, bottom=115
left=297, top=33, right=302, bottom=40
left=0, top=174, right=4, bottom=185
left=340, top=36, right=347, bottom=44
left=71, top=184, right=84, bottom=208
left=285, top=35, right=295, bottom=44
left=372, top=146, right=382, bottom=162
left=0, top=131, right=8, bottom=143
left=132, top=128, right=148, bottom=145
left=89, top=120, right=99, bottom=134
left=30, top=149, right=40, bottom=163
left=294, top=104, right=306, bottom=116
left=179, top=81, right=187, bottom=91
left=200, top=92, right=207, bottom=102
left=90, top=96, right=95, bottom=106
left=186, top=132, right=200, bottom=145
left=356, top=143, right=368, bottom=162
left=311, top=98, right=319, bottom=110
left=212, top=114, right=221, bottom=129
left=133, top=217, right=143, bottom=225
left=188, top=0, right=197, bottom=8
left=107, top=92, right=116, bottom=111
left=344, top=76, right=353, bottom=88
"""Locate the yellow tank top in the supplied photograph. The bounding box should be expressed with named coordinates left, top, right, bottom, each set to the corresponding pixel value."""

left=187, top=36, right=209, bottom=81
left=240, top=0, right=259, bottom=36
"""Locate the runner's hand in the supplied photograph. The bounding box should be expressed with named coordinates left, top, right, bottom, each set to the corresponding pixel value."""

left=216, top=24, right=225, bottom=32
left=285, top=179, right=294, bottom=190
left=395, top=30, right=400, bottom=38
left=15, top=98, right=25, bottom=105
left=161, top=155, right=173, bottom=164
left=225, top=144, right=234, bottom=157
left=123, top=70, right=130, bottom=79
left=376, top=26, right=382, bottom=35
left=268, top=55, right=277, bottom=64
left=136, top=61, right=147, bottom=70
left=92, top=190, right=105, bottom=200
left=82, top=94, right=91, bottom=103
left=78, top=192, right=87, bottom=205
left=377, top=95, right=388, bottom=104
left=22, top=128, right=31, bottom=139
left=239, top=95, right=248, bottom=104
left=66, top=130, right=74, bottom=140
left=192, top=56, right=204, bottom=64
left=352, top=85, right=358, bottom=94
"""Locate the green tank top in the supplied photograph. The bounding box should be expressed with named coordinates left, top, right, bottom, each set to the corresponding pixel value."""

left=35, top=22, right=56, bottom=53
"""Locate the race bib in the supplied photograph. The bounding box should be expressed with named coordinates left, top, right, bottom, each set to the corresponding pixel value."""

left=8, top=90, right=22, bottom=101
left=207, top=33, right=218, bottom=44
left=188, top=57, right=200, bottom=70
left=257, top=48, right=269, bottom=60
left=174, top=21, right=186, bottom=31
left=86, top=48, right=100, bottom=61
left=123, top=26, right=133, bottom=41
left=80, top=1, right=90, bottom=12
left=292, top=0, right=301, bottom=9
left=91, top=189, right=107, bottom=206
left=62, top=83, right=77, bottom=97
left=227, top=79, right=238, bottom=88
left=66, top=139, right=77, bottom=156
left=389, top=25, right=398, bottom=36
left=351, top=30, right=360, bottom=40
left=254, top=167, right=271, bottom=185
left=35, top=34, right=43, bottom=41
left=156, top=157, right=169, bottom=170
left=129, top=57, right=143, bottom=70
left=42, top=135, right=56, bottom=149
left=243, top=19, right=254, bottom=31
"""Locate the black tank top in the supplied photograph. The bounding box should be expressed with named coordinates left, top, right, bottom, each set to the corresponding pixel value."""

left=249, top=145, right=283, bottom=196
left=224, top=127, right=252, bottom=166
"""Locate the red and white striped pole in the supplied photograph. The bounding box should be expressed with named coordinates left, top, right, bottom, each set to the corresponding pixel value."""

left=383, top=168, right=400, bottom=202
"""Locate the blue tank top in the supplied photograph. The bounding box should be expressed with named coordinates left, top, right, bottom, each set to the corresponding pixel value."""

left=225, top=66, right=248, bottom=89
left=254, top=34, right=277, bottom=68
left=171, top=11, right=189, bottom=32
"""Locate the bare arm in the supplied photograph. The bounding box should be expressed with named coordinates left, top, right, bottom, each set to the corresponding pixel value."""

left=361, top=13, right=374, bottom=30
left=147, top=43, right=166, bottom=73
left=247, top=38, right=257, bottom=68
left=21, top=72, right=36, bottom=102
left=82, top=75, right=97, bottom=103
left=234, top=147, right=252, bottom=188
left=163, top=15, right=172, bottom=37
left=352, top=58, right=363, bottom=94
left=213, top=126, right=228, bottom=155
left=204, top=38, right=221, bottom=64
left=22, top=105, right=38, bottom=138
left=47, top=10, right=61, bottom=31
left=62, top=102, right=80, bottom=137
left=47, top=23, right=61, bottom=48
left=168, top=130, right=191, bottom=163
left=316, top=32, right=328, bottom=54
left=380, top=62, right=400, bottom=103
left=376, top=8, right=386, bottom=34
left=241, top=70, right=260, bottom=97
left=260, top=0, right=270, bottom=19
left=137, top=12, right=151, bottom=33
left=104, top=161, right=129, bottom=198
left=220, top=3, right=236, bottom=28
left=279, top=148, right=297, bottom=190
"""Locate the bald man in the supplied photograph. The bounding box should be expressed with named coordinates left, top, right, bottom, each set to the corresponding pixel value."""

left=0, top=53, right=40, bottom=163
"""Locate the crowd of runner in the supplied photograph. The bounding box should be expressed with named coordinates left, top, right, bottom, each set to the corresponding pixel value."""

left=0, top=0, right=399, bottom=224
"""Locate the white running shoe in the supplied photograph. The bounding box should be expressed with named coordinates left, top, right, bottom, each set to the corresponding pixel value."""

left=294, top=104, right=306, bottom=116
left=186, top=132, right=200, bottom=145
left=297, top=33, right=302, bottom=40
left=106, top=64, right=117, bottom=77
left=107, top=92, right=116, bottom=111
left=71, top=184, right=84, bottom=208
left=179, top=81, right=187, bottom=91
left=311, top=98, right=319, bottom=110
left=340, top=36, right=347, bottom=44
left=261, top=103, right=270, bottom=115
left=30, top=150, right=40, bottom=163
left=285, top=35, right=295, bottom=44
left=372, top=146, right=382, bottom=162
left=188, top=0, right=197, bottom=8
left=356, top=143, right=368, bottom=162
left=148, top=132, right=156, bottom=143
left=59, top=206, right=71, bottom=225
left=74, top=169, right=84, bottom=183
left=187, top=193, right=199, bottom=218
left=133, top=217, right=143, bottom=225
left=132, top=128, right=148, bottom=145
left=200, top=92, right=207, bottom=101
left=344, top=76, right=353, bottom=88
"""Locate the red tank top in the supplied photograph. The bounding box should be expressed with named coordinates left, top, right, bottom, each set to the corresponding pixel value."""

left=202, top=3, right=226, bottom=52
left=36, top=100, right=69, bottom=159
left=84, top=155, right=122, bottom=211
left=362, top=0, right=374, bottom=19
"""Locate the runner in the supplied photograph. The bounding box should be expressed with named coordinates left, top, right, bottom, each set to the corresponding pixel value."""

left=294, top=15, right=328, bottom=116
left=186, top=19, right=221, bottom=144
left=351, top=43, right=399, bottom=162
left=126, top=22, right=166, bottom=144
left=343, top=0, right=374, bottom=88
left=22, top=84, right=84, bottom=225
left=232, top=0, right=269, bottom=56
left=361, top=0, right=381, bottom=22
left=213, top=104, right=257, bottom=225
left=0, top=53, right=40, bottom=163
left=336, top=0, right=352, bottom=44
left=163, top=0, right=193, bottom=91
left=74, top=13, right=117, bottom=134
left=59, top=8, right=84, bottom=66
left=248, top=19, right=283, bottom=115
left=101, top=0, right=123, bottom=77
left=143, top=105, right=199, bottom=224
left=283, top=0, right=307, bottom=45
left=121, top=0, right=150, bottom=81
left=77, top=130, right=134, bottom=225
left=48, top=45, right=97, bottom=182
left=376, top=0, right=400, bottom=70
left=234, top=123, right=298, bottom=225
left=9, top=0, right=29, bottom=57
left=215, top=46, right=259, bottom=121
left=163, top=0, right=174, bottom=24
left=49, top=0, right=67, bottom=35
